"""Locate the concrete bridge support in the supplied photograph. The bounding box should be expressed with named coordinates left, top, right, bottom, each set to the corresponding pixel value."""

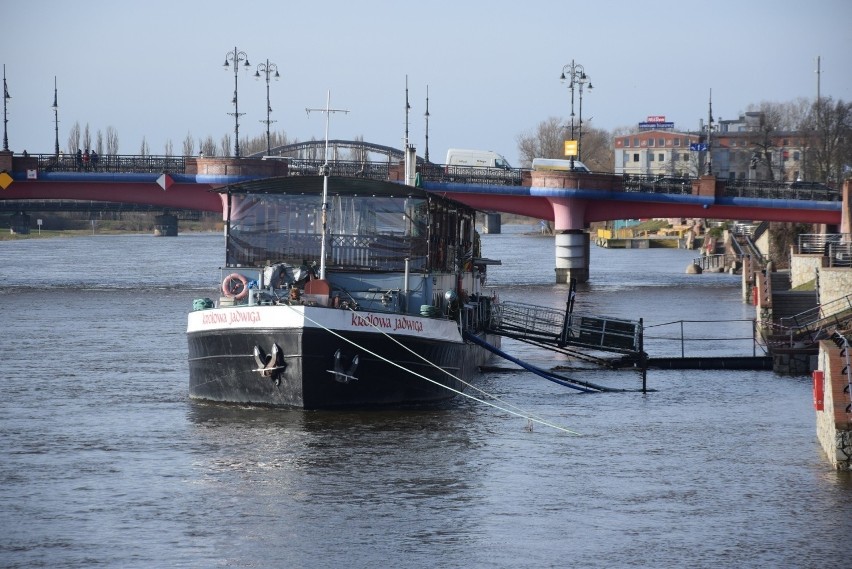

left=483, top=213, right=501, bottom=234
left=154, top=213, right=178, bottom=236
left=549, top=197, right=589, bottom=283
left=9, top=211, right=30, bottom=234
left=554, top=230, right=590, bottom=283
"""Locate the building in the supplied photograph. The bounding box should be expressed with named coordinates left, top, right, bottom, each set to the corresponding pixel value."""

left=614, top=128, right=701, bottom=177
left=613, top=112, right=810, bottom=182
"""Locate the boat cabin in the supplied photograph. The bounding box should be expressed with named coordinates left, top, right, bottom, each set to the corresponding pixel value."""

left=218, top=176, right=493, bottom=319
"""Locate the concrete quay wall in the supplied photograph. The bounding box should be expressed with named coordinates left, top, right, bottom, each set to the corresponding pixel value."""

left=790, top=254, right=826, bottom=289
left=819, top=268, right=852, bottom=306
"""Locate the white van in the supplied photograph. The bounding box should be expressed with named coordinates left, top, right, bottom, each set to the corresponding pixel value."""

left=445, top=148, right=512, bottom=169
left=531, top=157, right=591, bottom=173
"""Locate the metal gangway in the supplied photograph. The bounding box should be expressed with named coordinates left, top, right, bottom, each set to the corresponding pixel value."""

left=488, top=295, right=644, bottom=367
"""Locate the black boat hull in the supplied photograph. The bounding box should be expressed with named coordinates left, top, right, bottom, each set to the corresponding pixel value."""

left=187, top=305, right=497, bottom=409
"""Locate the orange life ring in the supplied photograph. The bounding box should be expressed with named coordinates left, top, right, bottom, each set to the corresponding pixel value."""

left=222, top=273, right=249, bottom=300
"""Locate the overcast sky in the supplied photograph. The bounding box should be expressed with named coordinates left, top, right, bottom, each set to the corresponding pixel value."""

left=3, top=0, right=850, bottom=166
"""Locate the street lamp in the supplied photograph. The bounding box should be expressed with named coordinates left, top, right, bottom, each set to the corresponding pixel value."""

left=223, top=46, right=251, bottom=157
left=254, top=59, right=279, bottom=156
left=52, top=76, right=59, bottom=158
left=560, top=60, right=592, bottom=167
left=2, top=64, right=10, bottom=152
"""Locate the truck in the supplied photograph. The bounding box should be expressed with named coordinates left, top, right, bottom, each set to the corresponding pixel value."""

left=531, top=158, right=591, bottom=173
left=445, top=149, right=512, bottom=169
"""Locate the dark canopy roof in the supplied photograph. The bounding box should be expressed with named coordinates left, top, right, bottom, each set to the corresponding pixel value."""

left=217, top=176, right=430, bottom=199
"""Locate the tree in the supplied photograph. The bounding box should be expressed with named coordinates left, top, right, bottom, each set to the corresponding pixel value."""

left=95, top=130, right=104, bottom=155
left=201, top=135, right=217, bottom=157
left=139, top=136, right=149, bottom=156
left=515, top=116, right=565, bottom=168
left=182, top=132, right=194, bottom=156
left=219, top=134, right=231, bottom=157
left=105, top=126, right=119, bottom=155
left=82, top=123, right=92, bottom=153
left=516, top=116, right=612, bottom=171
left=802, top=96, right=852, bottom=184
left=578, top=124, right=613, bottom=172
left=67, top=121, right=80, bottom=154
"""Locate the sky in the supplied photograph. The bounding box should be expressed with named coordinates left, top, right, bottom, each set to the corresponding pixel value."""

left=2, top=0, right=851, bottom=166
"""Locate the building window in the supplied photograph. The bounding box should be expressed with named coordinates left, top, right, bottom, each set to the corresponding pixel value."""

left=623, top=138, right=630, bottom=148
left=658, top=153, right=665, bottom=162
left=649, top=153, right=655, bottom=162
left=673, top=138, right=681, bottom=147
left=793, top=151, right=800, bottom=161
left=658, top=138, right=665, bottom=147
left=633, top=137, right=640, bottom=147
left=648, top=139, right=655, bottom=147
left=633, top=153, right=639, bottom=162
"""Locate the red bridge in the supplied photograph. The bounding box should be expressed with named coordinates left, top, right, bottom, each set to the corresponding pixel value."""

left=1, top=147, right=848, bottom=282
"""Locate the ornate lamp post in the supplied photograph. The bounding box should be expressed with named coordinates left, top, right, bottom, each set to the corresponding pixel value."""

left=2, top=64, right=10, bottom=152
left=254, top=59, right=279, bottom=156
left=559, top=60, right=592, bottom=166
left=52, top=76, right=60, bottom=158
left=223, top=46, right=251, bottom=157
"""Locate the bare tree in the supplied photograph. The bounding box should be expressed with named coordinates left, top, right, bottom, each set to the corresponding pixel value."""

left=164, top=139, right=173, bottom=157
left=516, top=116, right=612, bottom=171
left=578, top=124, right=613, bottom=172
left=67, top=121, right=81, bottom=154
left=182, top=132, right=194, bottom=156
left=515, top=116, right=565, bottom=168
left=82, top=123, right=92, bottom=152
left=201, top=135, right=217, bottom=157
left=105, top=126, right=119, bottom=155
left=802, top=96, right=852, bottom=184
left=95, top=130, right=104, bottom=155
left=139, top=136, right=149, bottom=156
left=219, top=134, right=231, bottom=157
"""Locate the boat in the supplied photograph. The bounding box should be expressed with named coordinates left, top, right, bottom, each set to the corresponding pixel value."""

left=186, top=174, right=501, bottom=409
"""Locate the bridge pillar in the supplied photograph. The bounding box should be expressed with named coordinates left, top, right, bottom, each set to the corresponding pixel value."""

left=555, top=230, right=590, bottom=283
left=549, top=197, right=589, bottom=283
left=484, top=213, right=501, bottom=234
left=154, top=213, right=178, bottom=237
left=9, top=211, right=31, bottom=235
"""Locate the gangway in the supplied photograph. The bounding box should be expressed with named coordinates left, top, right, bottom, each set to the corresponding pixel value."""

left=487, top=283, right=645, bottom=367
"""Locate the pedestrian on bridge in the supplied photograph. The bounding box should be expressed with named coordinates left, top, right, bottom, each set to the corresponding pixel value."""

left=91, top=150, right=99, bottom=171
left=75, top=149, right=83, bottom=171
left=82, top=150, right=90, bottom=170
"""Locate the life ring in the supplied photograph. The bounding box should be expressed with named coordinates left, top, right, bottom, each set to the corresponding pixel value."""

left=222, top=273, right=249, bottom=300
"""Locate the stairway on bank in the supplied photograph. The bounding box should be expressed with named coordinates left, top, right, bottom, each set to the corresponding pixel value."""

left=770, top=270, right=818, bottom=323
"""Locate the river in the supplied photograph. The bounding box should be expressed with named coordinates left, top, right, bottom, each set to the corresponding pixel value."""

left=0, top=227, right=849, bottom=569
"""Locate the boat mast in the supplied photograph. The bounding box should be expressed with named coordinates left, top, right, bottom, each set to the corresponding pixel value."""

left=306, top=90, right=348, bottom=280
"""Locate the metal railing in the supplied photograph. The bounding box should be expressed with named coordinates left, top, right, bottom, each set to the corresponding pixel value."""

left=777, top=293, right=852, bottom=345
left=621, top=175, right=694, bottom=195
left=725, top=179, right=840, bottom=201
left=33, top=153, right=187, bottom=174
left=643, top=319, right=762, bottom=357
left=796, top=233, right=844, bottom=254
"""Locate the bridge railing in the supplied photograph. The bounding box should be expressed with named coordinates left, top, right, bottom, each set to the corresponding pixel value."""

left=796, top=233, right=845, bottom=255
left=35, top=153, right=187, bottom=174
left=621, top=175, right=694, bottom=195
left=725, top=179, right=840, bottom=201
left=419, top=163, right=524, bottom=186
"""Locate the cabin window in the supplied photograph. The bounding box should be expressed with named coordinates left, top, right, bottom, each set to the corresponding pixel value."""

left=226, top=192, right=436, bottom=271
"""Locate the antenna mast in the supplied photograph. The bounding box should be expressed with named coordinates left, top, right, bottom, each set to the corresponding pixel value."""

left=306, top=91, right=349, bottom=280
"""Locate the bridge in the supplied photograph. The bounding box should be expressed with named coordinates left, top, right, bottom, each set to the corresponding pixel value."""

left=1, top=140, right=849, bottom=282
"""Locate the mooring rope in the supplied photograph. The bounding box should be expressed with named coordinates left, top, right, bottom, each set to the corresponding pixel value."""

left=286, top=304, right=581, bottom=435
